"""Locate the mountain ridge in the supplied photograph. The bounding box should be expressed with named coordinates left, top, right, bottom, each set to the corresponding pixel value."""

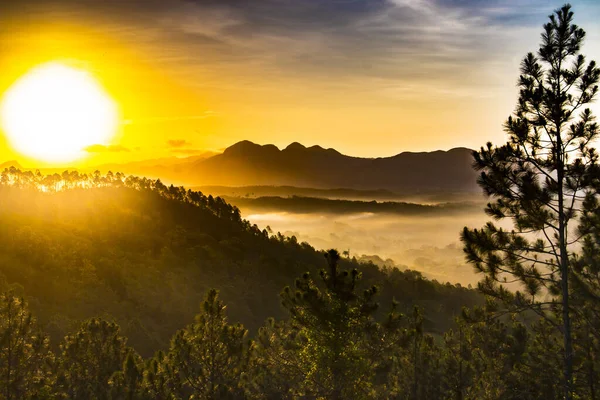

left=218, top=140, right=470, bottom=160
left=188, top=140, right=479, bottom=192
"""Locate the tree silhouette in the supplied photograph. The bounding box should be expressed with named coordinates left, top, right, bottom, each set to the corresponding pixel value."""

left=55, top=318, right=138, bottom=400
left=0, top=292, right=54, bottom=400
left=274, top=249, right=381, bottom=399
left=461, top=4, right=599, bottom=398
left=165, top=289, right=251, bottom=399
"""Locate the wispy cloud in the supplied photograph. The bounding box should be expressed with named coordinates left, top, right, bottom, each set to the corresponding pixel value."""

left=2, top=0, right=598, bottom=101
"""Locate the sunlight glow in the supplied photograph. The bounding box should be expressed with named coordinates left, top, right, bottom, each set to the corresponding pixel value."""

left=0, top=62, right=118, bottom=162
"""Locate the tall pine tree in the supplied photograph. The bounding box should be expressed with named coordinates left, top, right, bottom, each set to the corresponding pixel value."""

left=461, top=4, right=599, bottom=398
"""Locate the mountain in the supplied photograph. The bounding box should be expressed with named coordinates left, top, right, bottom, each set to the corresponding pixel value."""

left=60, top=141, right=479, bottom=192
left=167, top=141, right=478, bottom=192
left=0, top=170, right=482, bottom=356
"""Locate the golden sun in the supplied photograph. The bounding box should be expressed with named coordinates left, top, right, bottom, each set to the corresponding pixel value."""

left=0, top=62, right=118, bottom=163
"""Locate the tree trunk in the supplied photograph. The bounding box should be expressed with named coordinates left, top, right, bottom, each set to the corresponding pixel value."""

left=556, top=129, right=573, bottom=400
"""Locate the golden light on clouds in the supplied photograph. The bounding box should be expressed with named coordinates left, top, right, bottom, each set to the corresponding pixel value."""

left=0, top=1, right=598, bottom=166
left=0, top=62, right=119, bottom=163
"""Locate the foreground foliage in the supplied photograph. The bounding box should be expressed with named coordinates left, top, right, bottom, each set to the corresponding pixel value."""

left=0, top=247, right=598, bottom=399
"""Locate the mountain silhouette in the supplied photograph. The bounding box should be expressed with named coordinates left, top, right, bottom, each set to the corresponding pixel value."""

left=184, top=141, right=479, bottom=192
left=81, top=141, right=479, bottom=192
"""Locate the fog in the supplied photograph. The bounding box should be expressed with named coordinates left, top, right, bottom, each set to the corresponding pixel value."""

left=241, top=208, right=493, bottom=286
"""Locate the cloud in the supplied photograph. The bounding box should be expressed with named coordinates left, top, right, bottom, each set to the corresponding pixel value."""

left=167, top=139, right=191, bottom=148
left=3, top=0, right=598, bottom=99
left=84, top=144, right=131, bottom=153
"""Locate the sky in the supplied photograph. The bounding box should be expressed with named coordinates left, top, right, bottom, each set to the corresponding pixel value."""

left=1, top=0, right=599, bottom=166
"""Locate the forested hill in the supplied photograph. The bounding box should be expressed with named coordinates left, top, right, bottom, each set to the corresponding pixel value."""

left=0, top=168, right=481, bottom=356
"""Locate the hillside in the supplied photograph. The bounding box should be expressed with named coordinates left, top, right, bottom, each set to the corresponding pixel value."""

left=0, top=168, right=481, bottom=356
left=219, top=195, right=481, bottom=216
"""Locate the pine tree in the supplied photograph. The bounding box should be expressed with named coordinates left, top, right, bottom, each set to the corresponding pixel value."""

left=109, top=352, right=145, bottom=400
left=570, top=190, right=600, bottom=398
left=441, top=321, right=473, bottom=400
left=461, top=4, right=599, bottom=398
left=165, top=289, right=251, bottom=399
left=274, top=249, right=380, bottom=399
left=138, top=351, right=178, bottom=400
left=519, top=318, right=564, bottom=399
left=249, top=318, right=305, bottom=399
left=55, top=318, right=138, bottom=400
left=0, top=292, right=54, bottom=400
left=384, top=306, right=444, bottom=400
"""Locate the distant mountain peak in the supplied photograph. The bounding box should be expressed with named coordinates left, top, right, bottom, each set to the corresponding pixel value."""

left=222, top=140, right=355, bottom=158
left=447, top=147, right=473, bottom=153
left=224, top=140, right=259, bottom=152
left=306, top=145, right=341, bottom=156
left=285, top=142, right=307, bottom=151
left=223, top=140, right=268, bottom=155
left=283, top=142, right=341, bottom=155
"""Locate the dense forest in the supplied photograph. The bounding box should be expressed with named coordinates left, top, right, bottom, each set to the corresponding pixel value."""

left=0, top=165, right=595, bottom=399
left=0, top=258, right=591, bottom=400
left=0, top=167, right=480, bottom=358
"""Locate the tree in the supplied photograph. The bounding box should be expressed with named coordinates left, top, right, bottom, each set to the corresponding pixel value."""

left=55, top=318, right=138, bottom=400
left=138, top=351, right=179, bottom=400
left=271, top=249, right=381, bottom=399
left=249, top=318, right=305, bottom=399
left=461, top=4, right=599, bottom=398
left=570, top=187, right=600, bottom=398
left=385, top=306, right=444, bottom=400
left=0, top=292, right=54, bottom=400
left=109, top=352, right=145, bottom=400
left=165, top=289, right=251, bottom=399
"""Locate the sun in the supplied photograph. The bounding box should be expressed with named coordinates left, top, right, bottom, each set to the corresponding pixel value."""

left=0, top=62, right=119, bottom=163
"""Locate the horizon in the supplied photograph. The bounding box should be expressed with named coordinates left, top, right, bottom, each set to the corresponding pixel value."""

left=0, top=138, right=476, bottom=169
